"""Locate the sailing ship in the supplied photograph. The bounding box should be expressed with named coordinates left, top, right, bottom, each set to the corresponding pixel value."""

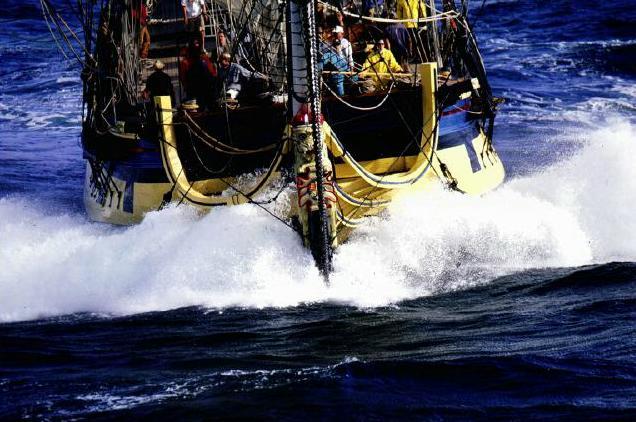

left=41, top=0, right=504, bottom=277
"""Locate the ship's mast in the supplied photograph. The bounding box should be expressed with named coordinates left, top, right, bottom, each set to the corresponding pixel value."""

left=287, top=0, right=309, bottom=115
left=287, top=0, right=335, bottom=280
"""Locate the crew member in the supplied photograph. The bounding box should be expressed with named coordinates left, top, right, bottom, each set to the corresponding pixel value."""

left=397, top=0, right=427, bottom=61
left=361, top=39, right=404, bottom=88
left=144, top=60, right=175, bottom=103
left=181, top=0, right=207, bottom=52
left=333, top=25, right=353, bottom=71
left=180, top=38, right=217, bottom=109
left=319, top=40, right=349, bottom=96
left=135, top=0, right=151, bottom=59
left=216, top=30, right=232, bottom=58
left=396, top=0, right=426, bottom=29
left=217, top=52, right=267, bottom=99
left=384, top=11, right=411, bottom=67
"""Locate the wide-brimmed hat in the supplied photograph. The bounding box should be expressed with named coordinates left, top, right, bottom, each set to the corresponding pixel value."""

left=154, top=60, right=165, bottom=70
left=332, top=25, right=344, bottom=34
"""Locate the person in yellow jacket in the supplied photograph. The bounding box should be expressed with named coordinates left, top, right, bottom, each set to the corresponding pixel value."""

left=361, top=39, right=405, bottom=89
left=396, top=0, right=427, bottom=29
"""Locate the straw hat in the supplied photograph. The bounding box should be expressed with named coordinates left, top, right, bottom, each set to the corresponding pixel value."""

left=332, top=25, right=344, bottom=34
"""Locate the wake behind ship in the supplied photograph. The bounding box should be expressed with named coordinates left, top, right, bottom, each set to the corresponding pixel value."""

left=41, top=0, right=505, bottom=275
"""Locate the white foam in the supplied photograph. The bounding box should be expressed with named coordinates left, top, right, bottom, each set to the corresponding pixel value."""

left=56, top=76, right=80, bottom=84
left=507, top=118, right=636, bottom=260
left=1, top=119, right=635, bottom=322
left=61, top=356, right=360, bottom=415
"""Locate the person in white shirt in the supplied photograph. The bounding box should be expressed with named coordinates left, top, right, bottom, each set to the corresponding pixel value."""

left=332, top=25, right=353, bottom=71
left=181, top=0, right=207, bottom=52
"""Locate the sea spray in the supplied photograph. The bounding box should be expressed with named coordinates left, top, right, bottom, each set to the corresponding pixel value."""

left=1, top=120, right=635, bottom=322
left=507, top=118, right=636, bottom=259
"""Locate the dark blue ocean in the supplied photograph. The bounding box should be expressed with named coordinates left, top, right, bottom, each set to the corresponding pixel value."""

left=1, top=0, right=636, bottom=419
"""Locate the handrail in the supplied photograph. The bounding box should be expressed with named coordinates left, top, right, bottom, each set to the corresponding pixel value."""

left=318, top=1, right=458, bottom=24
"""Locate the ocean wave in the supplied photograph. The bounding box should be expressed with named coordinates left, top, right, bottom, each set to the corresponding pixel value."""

left=43, top=354, right=636, bottom=417
left=32, top=356, right=360, bottom=417
left=0, top=92, right=82, bottom=130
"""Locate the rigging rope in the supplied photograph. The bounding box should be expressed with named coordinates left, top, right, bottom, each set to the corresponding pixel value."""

left=321, top=80, right=395, bottom=111
left=328, top=80, right=460, bottom=227
left=179, top=111, right=280, bottom=155
left=304, top=0, right=334, bottom=277
left=164, top=132, right=299, bottom=234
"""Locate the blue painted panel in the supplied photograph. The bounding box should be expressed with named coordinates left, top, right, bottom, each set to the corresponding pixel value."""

left=438, top=124, right=482, bottom=173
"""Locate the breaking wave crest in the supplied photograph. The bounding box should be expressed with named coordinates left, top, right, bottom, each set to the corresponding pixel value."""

left=1, top=119, right=634, bottom=322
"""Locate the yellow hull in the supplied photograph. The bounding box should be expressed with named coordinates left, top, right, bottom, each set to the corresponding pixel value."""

left=83, top=131, right=504, bottom=228
left=328, top=127, right=504, bottom=241
left=85, top=69, right=504, bottom=237
left=320, top=63, right=505, bottom=241
left=83, top=162, right=172, bottom=225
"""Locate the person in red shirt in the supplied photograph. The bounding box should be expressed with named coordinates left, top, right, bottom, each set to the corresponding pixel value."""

left=179, top=38, right=217, bottom=109
left=132, top=0, right=150, bottom=58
